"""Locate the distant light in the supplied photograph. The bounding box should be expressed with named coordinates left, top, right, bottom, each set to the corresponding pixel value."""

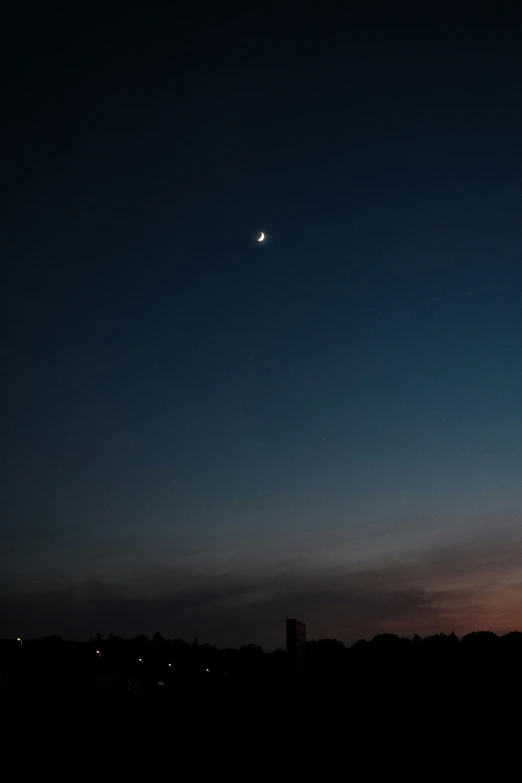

left=168, top=663, right=172, bottom=668
left=96, top=650, right=100, bottom=655
left=138, top=658, right=143, bottom=662
left=16, top=638, right=21, bottom=642
left=206, top=668, right=210, bottom=672
left=157, top=681, right=166, bottom=686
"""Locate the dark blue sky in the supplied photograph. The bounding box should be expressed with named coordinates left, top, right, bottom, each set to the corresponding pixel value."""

left=2, top=5, right=522, bottom=647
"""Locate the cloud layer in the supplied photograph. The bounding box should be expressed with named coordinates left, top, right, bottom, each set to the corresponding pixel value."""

left=3, top=521, right=522, bottom=648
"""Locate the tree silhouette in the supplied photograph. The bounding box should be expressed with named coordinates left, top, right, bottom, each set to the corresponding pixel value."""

left=368, top=634, right=404, bottom=655
left=152, top=632, right=165, bottom=644
left=239, top=644, right=264, bottom=656
left=500, top=631, right=522, bottom=654
left=307, top=638, right=346, bottom=656
left=461, top=631, right=499, bottom=655
left=423, top=632, right=461, bottom=655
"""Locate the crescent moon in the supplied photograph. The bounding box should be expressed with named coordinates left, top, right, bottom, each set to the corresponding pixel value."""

left=257, top=232, right=265, bottom=242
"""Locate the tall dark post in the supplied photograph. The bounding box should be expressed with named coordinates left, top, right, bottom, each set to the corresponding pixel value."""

left=287, top=619, right=306, bottom=673
left=286, top=619, right=306, bottom=769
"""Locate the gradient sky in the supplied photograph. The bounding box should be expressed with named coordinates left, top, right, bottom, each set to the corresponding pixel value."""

left=2, top=5, right=522, bottom=648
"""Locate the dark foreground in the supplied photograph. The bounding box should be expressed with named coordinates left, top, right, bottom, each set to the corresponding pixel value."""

left=2, top=649, right=521, bottom=772
left=1, top=686, right=519, bottom=772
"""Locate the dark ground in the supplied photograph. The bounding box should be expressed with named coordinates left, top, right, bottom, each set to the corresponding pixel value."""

left=1, top=651, right=520, bottom=774
left=1, top=689, right=519, bottom=770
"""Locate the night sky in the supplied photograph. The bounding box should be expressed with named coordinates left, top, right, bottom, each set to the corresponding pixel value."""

left=2, top=5, right=522, bottom=648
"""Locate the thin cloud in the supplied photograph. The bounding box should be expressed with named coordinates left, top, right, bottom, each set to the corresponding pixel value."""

left=3, top=523, right=522, bottom=647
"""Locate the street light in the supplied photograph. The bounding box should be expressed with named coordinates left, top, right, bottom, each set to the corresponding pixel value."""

left=168, top=663, right=172, bottom=668
left=96, top=650, right=101, bottom=657
left=16, top=637, right=22, bottom=650
left=138, top=658, right=143, bottom=663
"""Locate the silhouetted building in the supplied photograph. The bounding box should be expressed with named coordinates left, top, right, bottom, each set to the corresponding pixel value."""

left=286, top=619, right=306, bottom=656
